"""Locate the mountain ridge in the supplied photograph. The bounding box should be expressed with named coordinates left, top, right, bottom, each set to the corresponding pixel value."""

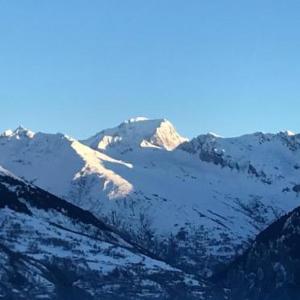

left=1, top=118, right=300, bottom=278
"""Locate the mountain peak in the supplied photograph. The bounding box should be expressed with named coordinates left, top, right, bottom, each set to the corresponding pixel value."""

left=1, top=126, right=35, bottom=139
left=82, top=117, right=187, bottom=152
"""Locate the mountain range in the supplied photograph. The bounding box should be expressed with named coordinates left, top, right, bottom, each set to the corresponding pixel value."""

left=1, top=117, right=300, bottom=299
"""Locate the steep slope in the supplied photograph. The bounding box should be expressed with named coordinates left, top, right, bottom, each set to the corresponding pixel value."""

left=0, top=126, right=132, bottom=200
left=0, top=167, right=204, bottom=300
left=212, top=204, right=300, bottom=300
left=1, top=122, right=300, bottom=277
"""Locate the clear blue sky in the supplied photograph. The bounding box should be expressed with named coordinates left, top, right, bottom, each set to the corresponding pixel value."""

left=0, top=1, right=300, bottom=139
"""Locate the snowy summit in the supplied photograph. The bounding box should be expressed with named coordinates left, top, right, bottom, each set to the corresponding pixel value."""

left=82, top=117, right=188, bottom=152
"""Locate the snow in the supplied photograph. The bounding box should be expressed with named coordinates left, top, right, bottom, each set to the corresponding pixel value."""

left=125, top=116, right=149, bottom=123
left=81, top=117, right=188, bottom=152
left=1, top=126, right=35, bottom=139
left=207, top=132, right=222, bottom=138
left=1, top=121, right=300, bottom=273
left=0, top=165, right=25, bottom=182
left=283, top=130, right=295, bottom=136
left=0, top=173, right=204, bottom=298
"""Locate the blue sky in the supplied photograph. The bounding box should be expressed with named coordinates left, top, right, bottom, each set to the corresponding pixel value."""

left=0, top=1, right=300, bottom=139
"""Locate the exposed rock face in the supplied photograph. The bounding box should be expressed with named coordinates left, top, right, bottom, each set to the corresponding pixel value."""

left=180, top=131, right=300, bottom=185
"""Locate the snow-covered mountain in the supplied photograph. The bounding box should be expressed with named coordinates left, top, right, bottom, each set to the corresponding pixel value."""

left=179, top=130, right=300, bottom=185
left=82, top=117, right=187, bottom=152
left=1, top=119, right=300, bottom=277
left=0, top=166, right=204, bottom=299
